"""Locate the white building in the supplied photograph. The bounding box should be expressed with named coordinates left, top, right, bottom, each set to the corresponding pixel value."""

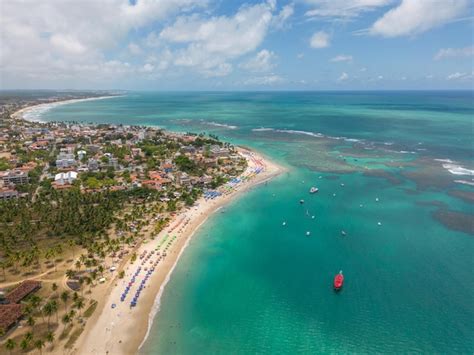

left=77, top=150, right=87, bottom=160
left=54, top=171, right=78, bottom=185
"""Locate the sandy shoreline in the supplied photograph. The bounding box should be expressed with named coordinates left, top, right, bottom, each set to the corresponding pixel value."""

left=12, top=95, right=124, bottom=122
left=68, top=148, right=284, bottom=355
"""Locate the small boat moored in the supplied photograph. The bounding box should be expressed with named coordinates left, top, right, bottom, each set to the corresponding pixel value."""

left=334, top=271, right=344, bottom=291
left=300, top=199, right=305, bottom=204
left=309, top=187, right=319, bottom=194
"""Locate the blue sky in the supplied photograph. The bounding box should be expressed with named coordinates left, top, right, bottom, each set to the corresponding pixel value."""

left=1, top=0, right=473, bottom=90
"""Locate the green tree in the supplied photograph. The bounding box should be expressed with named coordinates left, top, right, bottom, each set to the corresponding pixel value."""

left=43, top=302, right=54, bottom=328
left=34, top=339, right=45, bottom=355
left=5, top=338, right=16, bottom=355
left=20, top=338, right=29, bottom=352
left=61, top=314, right=71, bottom=330
left=46, top=331, right=55, bottom=348
left=27, top=315, right=35, bottom=330
left=51, top=282, right=58, bottom=296
left=60, top=291, right=70, bottom=311
left=74, top=298, right=85, bottom=316
left=65, top=269, right=75, bottom=279
left=25, top=331, right=33, bottom=343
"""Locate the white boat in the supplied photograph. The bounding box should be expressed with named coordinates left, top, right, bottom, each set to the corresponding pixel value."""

left=306, top=231, right=311, bottom=236
left=309, top=187, right=319, bottom=194
left=282, top=221, right=287, bottom=226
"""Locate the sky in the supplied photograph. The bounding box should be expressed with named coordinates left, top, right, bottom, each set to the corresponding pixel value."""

left=0, top=0, right=473, bottom=90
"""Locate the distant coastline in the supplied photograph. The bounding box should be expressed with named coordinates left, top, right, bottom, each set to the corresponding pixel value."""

left=12, top=95, right=124, bottom=123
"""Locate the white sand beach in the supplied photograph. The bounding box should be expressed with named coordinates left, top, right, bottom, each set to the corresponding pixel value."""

left=12, top=95, right=123, bottom=122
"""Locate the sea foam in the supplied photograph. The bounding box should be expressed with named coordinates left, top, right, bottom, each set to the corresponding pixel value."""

left=200, top=120, right=238, bottom=129
left=435, top=159, right=474, bottom=176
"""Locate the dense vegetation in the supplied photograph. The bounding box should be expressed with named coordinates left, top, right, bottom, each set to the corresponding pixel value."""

left=0, top=187, right=157, bottom=271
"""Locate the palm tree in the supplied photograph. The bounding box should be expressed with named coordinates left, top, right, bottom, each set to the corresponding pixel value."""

left=5, top=338, right=16, bottom=355
left=34, top=339, right=45, bottom=355
left=68, top=239, right=76, bottom=258
left=46, top=330, right=54, bottom=349
left=79, top=254, right=87, bottom=265
left=74, top=298, right=85, bottom=316
left=51, top=282, right=58, bottom=296
left=25, top=331, right=33, bottom=343
left=61, top=314, right=71, bottom=330
left=29, top=295, right=42, bottom=309
left=43, top=302, right=54, bottom=328
left=65, top=269, right=75, bottom=279
left=27, top=315, right=36, bottom=330
left=60, top=291, right=70, bottom=311
left=98, top=264, right=104, bottom=277
left=20, top=338, right=29, bottom=352
left=51, top=300, right=59, bottom=323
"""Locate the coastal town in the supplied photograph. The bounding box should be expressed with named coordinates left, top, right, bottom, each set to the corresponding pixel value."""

left=0, top=95, right=276, bottom=353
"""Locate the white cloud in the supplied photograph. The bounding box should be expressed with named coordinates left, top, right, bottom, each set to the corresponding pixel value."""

left=140, top=63, right=155, bottom=73
left=159, top=1, right=276, bottom=77
left=128, top=43, right=143, bottom=55
left=202, top=63, right=233, bottom=77
left=240, top=50, right=277, bottom=72
left=370, top=0, right=469, bottom=37
left=310, top=31, right=330, bottom=48
left=244, top=74, right=284, bottom=85
left=304, top=0, right=392, bottom=19
left=0, top=0, right=207, bottom=86
left=297, top=53, right=305, bottom=59
left=338, top=72, right=349, bottom=81
left=447, top=71, right=474, bottom=80
left=330, top=54, right=353, bottom=62
left=377, top=75, right=384, bottom=79
left=434, top=45, right=474, bottom=60
left=272, top=4, right=294, bottom=29
left=50, top=34, right=87, bottom=55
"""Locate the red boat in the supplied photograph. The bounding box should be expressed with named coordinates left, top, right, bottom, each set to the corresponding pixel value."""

left=334, top=271, right=344, bottom=291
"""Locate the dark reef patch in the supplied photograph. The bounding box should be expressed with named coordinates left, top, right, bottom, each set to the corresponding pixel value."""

left=433, top=209, right=474, bottom=236
left=363, top=170, right=402, bottom=185
left=416, top=200, right=448, bottom=209
left=448, top=189, right=474, bottom=204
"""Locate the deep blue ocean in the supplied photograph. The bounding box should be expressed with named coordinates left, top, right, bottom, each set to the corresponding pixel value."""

left=39, top=91, right=473, bottom=353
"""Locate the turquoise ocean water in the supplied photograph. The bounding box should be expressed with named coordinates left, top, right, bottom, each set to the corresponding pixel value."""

left=40, top=92, right=473, bottom=353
